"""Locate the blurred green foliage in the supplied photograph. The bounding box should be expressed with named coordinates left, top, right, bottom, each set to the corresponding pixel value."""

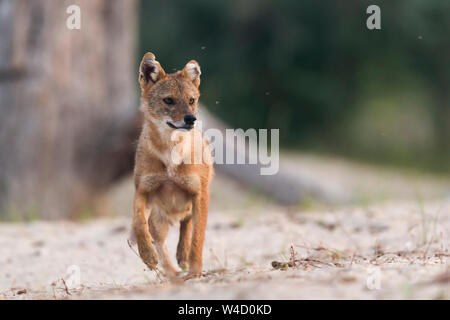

left=140, top=0, right=450, bottom=173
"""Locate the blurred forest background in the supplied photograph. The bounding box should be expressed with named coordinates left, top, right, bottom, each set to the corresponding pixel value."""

left=140, top=0, right=450, bottom=171
left=0, top=0, right=449, bottom=220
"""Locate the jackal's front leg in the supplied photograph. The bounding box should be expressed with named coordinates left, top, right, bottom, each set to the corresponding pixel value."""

left=185, top=190, right=209, bottom=279
left=133, top=174, right=166, bottom=270
left=133, top=192, right=158, bottom=270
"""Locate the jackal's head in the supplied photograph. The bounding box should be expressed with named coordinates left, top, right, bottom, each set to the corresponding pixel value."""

left=139, top=52, right=201, bottom=131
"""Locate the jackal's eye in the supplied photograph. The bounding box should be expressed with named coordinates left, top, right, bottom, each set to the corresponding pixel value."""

left=189, top=98, right=195, bottom=105
left=163, top=97, right=174, bottom=105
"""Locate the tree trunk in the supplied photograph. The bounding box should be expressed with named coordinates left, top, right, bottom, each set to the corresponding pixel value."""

left=0, top=0, right=138, bottom=219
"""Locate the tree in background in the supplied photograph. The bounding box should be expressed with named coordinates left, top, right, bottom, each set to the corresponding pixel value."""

left=0, top=0, right=138, bottom=219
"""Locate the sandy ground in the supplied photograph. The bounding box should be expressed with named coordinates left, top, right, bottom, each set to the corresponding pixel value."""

left=1, top=198, right=448, bottom=300
left=1, top=154, right=449, bottom=299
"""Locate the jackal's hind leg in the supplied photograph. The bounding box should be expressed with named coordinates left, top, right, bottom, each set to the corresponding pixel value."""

left=185, top=191, right=209, bottom=280
left=177, top=216, right=192, bottom=270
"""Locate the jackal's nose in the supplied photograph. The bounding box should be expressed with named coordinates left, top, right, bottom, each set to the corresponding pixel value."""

left=184, top=114, right=197, bottom=125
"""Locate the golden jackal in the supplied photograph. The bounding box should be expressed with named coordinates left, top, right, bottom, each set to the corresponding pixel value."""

left=133, top=52, right=213, bottom=279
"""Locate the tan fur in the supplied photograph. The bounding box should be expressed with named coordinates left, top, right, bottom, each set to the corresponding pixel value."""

left=133, top=52, right=213, bottom=279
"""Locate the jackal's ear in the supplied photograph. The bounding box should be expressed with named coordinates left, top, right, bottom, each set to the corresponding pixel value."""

left=139, top=52, right=166, bottom=89
left=182, top=60, right=201, bottom=88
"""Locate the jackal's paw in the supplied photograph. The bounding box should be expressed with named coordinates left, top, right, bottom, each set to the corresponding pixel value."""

left=176, top=249, right=189, bottom=270
left=177, top=260, right=189, bottom=271
left=164, top=269, right=183, bottom=282
left=139, top=247, right=158, bottom=270
left=162, top=264, right=180, bottom=277
left=183, top=270, right=202, bottom=281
